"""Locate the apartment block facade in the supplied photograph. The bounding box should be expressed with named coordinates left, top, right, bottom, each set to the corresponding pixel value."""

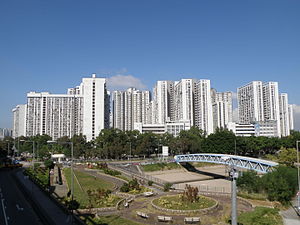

left=238, top=81, right=293, bottom=137
left=13, top=74, right=109, bottom=141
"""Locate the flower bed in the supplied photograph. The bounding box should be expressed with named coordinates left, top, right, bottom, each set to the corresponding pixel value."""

left=152, top=194, right=218, bottom=213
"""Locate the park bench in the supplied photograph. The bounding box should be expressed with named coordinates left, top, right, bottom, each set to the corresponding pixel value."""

left=184, top=217, right=200, bottom=224
left=137, top=211, right=149, bottom=219
left=157, top=216, right=172, bottom=222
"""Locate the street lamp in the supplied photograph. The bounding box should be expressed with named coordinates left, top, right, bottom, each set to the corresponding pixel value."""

left=223, top=156, right=238, bottom=225
left=296, top=141, right=300, bottom=212
left=47, top=140, right=74, bottom=223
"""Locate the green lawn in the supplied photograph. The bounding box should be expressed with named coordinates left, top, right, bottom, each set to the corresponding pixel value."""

left=83, top=215, right=142, bottom=225
left=63, top=168, right=120, bottom=208
left=238, top=207, right=283, bottom=225
left=153, top=194, right=216, bottom=210
left=142, top=162, right=181, bottom=172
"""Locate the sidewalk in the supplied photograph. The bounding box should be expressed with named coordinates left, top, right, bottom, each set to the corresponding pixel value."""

left=53, top=165, right=69, bottom=197
left=14, top=169, right=82, bottom=225
left=280, top=197, right=300, bottom=225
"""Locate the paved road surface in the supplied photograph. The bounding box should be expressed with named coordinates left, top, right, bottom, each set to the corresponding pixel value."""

left=281, top=197, right=300, bottom=225
left=0, top=169, right=42, bottom=225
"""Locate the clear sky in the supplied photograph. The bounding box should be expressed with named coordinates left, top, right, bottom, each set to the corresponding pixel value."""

left=1, top=0, right=300, bottom=129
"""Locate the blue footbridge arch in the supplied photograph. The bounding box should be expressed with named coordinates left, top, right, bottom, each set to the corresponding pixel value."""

left=174, top=153, right=278, bottom=174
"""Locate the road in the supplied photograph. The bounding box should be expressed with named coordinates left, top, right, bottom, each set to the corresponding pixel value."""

left=0, top=169, right=43, bottom=225
left=280, top=197, right=300, bottom=225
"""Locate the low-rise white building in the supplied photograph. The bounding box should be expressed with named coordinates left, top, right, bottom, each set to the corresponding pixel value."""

left=134, top=120, right=191, bottom=137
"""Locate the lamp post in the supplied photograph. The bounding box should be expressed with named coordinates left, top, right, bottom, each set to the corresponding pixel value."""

left=223, top=156, right=238, bottom=225
left=47, top=140, right=74, bottom=223
left=296, top=141, right=300, bottom=212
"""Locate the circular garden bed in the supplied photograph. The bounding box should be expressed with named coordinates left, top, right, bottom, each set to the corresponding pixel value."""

left=151, top=194, right=218, bottom=213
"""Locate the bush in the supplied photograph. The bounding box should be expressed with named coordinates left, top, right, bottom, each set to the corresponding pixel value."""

left=237, top=166, right=298, bottom=204
left=103, top=168, right=121, bottom=176
left=120, top=183, right=130, bottom=192
left=163, top=183, right=172, bottom=192
left=34, top=162, right=41, bottom=168
left=44, top=159, right=54, bottom=169
left=238, top=207, right=283, bottom=225
left=148, top=180, right=153, bottom=186
left=120, top=178, right=141, bottom=193
left=237, top=171, right=261, bottom=193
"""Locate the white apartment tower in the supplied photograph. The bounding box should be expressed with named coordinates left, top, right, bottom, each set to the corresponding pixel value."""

left=81, top=74, right=109, bottom=140
left=211, top=89, right=233, bottom=131
left=262, top=82, right=281, bottom=136
left=16, top=74, right=109, bottom=141
left=238, top=81, right=264, bottom=124
left=194, top=80, right=213, bottom=134
left=153, top=81, right=175, bottom=124
left=112, top=91, right=125, bottom=130
left=288, top=105, right=294, bottom=130
left=238, top=81, right=292, bottom=137
left=112, top=88, right=151, bottom=131
left=279, top=93, right=291, bottom=136
left=12, top=104, right=27, bottom=138
left=26, top=92, right=84, bottom=140
left=174, top=79, right=196, bottom=126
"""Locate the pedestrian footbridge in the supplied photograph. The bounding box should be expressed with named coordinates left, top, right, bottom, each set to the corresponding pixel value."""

left=174, top=154, right=278, bottom=173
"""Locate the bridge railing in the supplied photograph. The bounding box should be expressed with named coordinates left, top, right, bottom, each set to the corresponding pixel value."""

left=174, top=153, right=278, bottom=174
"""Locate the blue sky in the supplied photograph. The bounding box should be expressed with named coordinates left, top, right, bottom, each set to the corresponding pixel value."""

left=1, top=0, right=300, bottom=129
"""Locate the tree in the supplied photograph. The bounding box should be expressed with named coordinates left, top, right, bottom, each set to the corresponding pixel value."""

left=262, top=166, right=298, bottom=203
left=182, top=184, right=199, bottom=203
left=202, top=128, right=235, bottom=154
left=237, top=171, right=261, bottom=193
left=277, top=147, right=297, bottom=167
left=44, top=159, right=54, bottom=169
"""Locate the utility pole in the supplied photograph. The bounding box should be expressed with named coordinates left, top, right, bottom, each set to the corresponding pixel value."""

left=230, top=167, right=238, bottom=225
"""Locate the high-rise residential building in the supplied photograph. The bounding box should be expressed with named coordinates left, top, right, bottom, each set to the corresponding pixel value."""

left=211, top=89, right=233, bottom=131
left=238, top=81, right=292, bottom=137
left=26, top=91, right=84, bottom=140
left=153, top=81, right=175, bottom=124
left=279, top=93, right=291, bottom=136
left=262, top=82, right=281, bottom=136
left=174, top=79, right=196, bottom=126
left=12, top=104, right=27, bottom=138
left=288, top=105, right=294, bottom=130
left=194, top=79, right=213, bottom=134
left=112, top=88, right=151, bottom=131
left=0, top=128, right=12, bottom=140
left=112, top=91, right=125, bottom=130
left=14, top=74, right=109, bottom=141
left=238, top=81, right=264, bottom=124
left=81, top=74, right=110, bottom=140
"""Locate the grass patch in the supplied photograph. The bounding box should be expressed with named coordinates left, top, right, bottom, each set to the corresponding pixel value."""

left=238, top=207, right=283, bottom=225
left=238, top=191, right=268, bottom=201
left=142, top=162, right=181, bottom=172
left=153, top=194, right=216, bottom=211
left=63, top=168, right=120, bottom=208
left=82, top=215, right=142, bottom=225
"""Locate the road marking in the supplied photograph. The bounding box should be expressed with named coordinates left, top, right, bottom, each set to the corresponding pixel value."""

left=1, top=199, right=8, bottom=225
left=16, top=204, right=24, bottom=211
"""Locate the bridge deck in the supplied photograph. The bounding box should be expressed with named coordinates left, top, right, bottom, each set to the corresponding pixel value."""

left=174, top=153, right=278, bottom=173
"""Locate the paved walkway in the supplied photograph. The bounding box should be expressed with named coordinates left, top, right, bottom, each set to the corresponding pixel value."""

left=14, top=169, right=81, bottom=225
left=280, top=198, right=300, bottom=225
left=53, top=166, right=69, bottom=197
